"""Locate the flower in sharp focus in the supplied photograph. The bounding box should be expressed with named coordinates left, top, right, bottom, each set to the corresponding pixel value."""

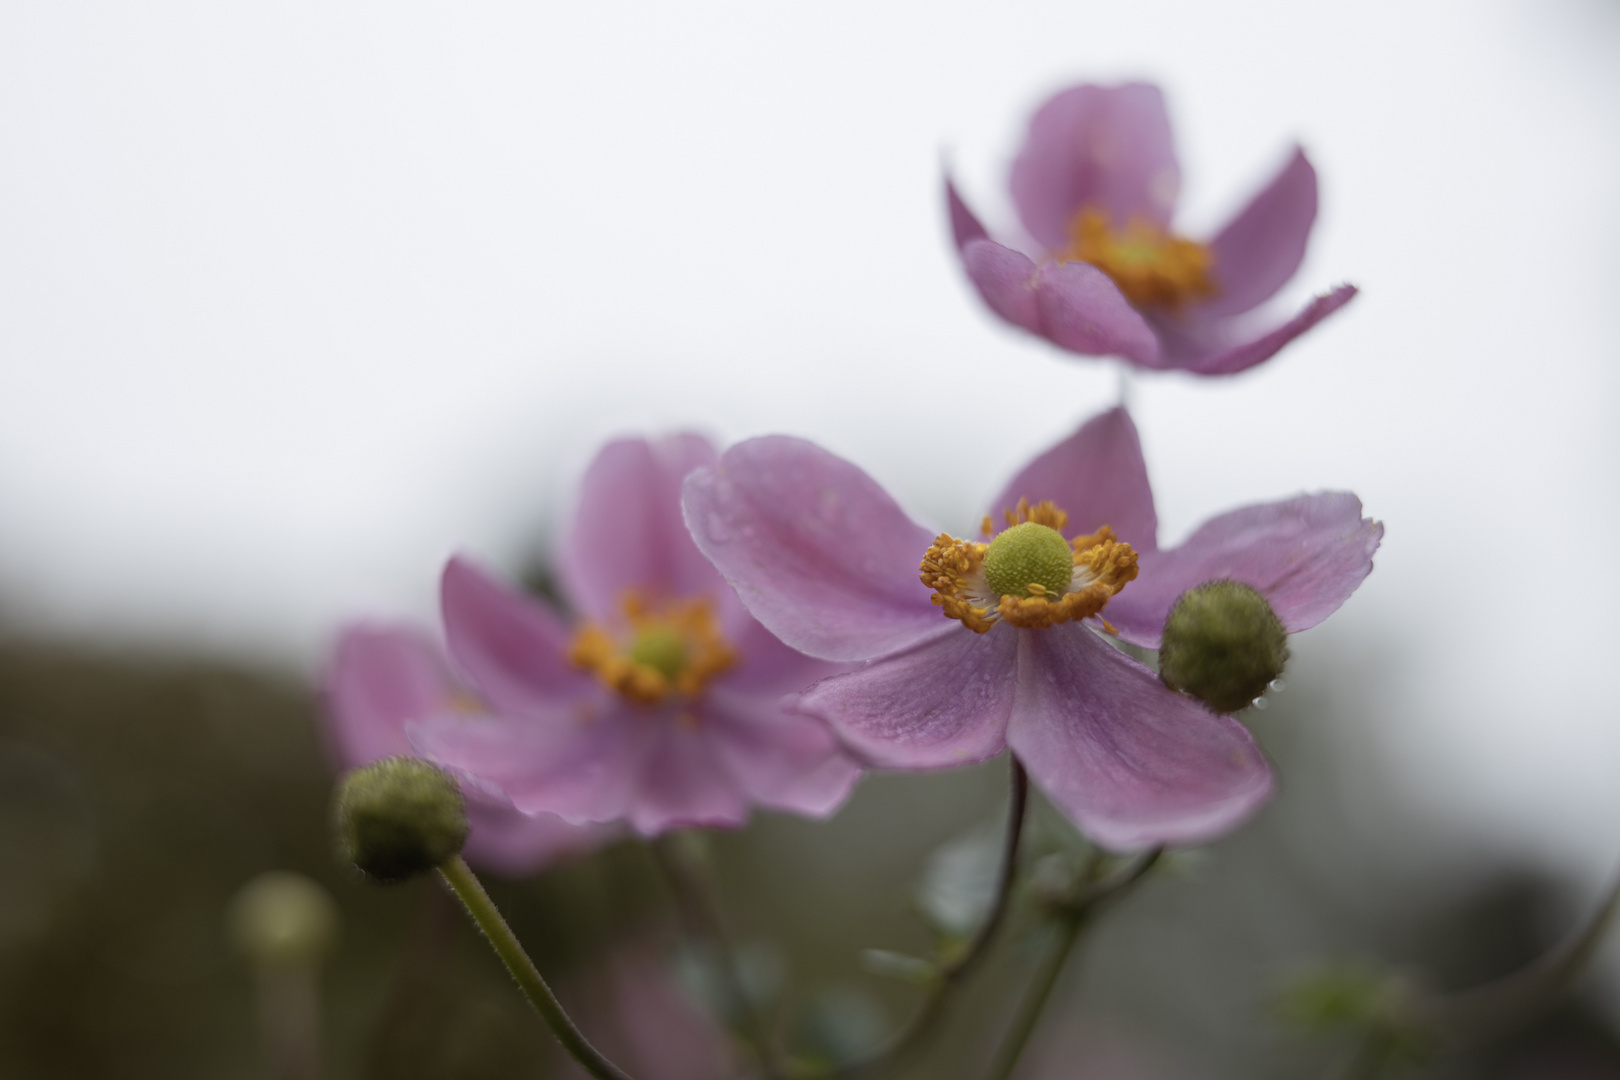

left=682, top=407, right=1381, bottom=849
left=323, top=625, right=612, bottom=876
left=946, top=81, right=1357, bottom=375
left=410, top=434, right=862, bottom=836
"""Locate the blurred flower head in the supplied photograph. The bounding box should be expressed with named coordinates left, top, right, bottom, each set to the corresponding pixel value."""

left=323, top=625, right=610, bottom=875
left=947, top=81, right=1356, bottom=375
left=682, top=407, right=1379, bottom=848
left=413, top=434, right=862, bottom=836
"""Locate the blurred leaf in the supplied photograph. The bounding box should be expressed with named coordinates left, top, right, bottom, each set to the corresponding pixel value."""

left=914, top=820, right=1003, bottom=939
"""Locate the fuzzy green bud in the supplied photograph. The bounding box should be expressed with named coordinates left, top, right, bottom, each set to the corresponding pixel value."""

left=1159, top=580, right=1288, bottom=714
left=228, top=870, right=340, bottom=968
left=335, top=757, right=468, bottom=882
left=983, top=522, right=1073, bottom=599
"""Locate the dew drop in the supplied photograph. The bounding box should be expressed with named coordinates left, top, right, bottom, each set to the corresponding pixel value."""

left=1251, top=696, right=1269, bottom=711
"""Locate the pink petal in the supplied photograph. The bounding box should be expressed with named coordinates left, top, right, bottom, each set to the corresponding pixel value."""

left=1007, top=625, right=1272, bottom=849
left=948, top=177, right=1162, bottom=367
left=625, top=718, right=754, bottom=835
left=1010, top=82, right=1181, bottom=252
left=411, top=700, right=641, bottom=826
left=461, top=798, right=614, bottom=878
left=959, top=236, right=1043, bottom=335
left=560, top=434, right=725, bottom=622
left=681, top=437, right=943, bottom=662
left=704, top=685, right=862, bottom=818
left=987, top=406, right=1159, bottom=551
left=1105, top=493, right=1383, bottom=649
left=323, top=624, right=449, bottom=766
left=1201, top=147, right=1319, bottom=318
left=722, top=615, right=846, bottom=696
left=1032, top=261, right=1162, bottom=365
left=440, top=555, right=596, bottom=716
left=789, top=626, right=1016, bottom=769
left=1157, top=285, right=1358, bottom=377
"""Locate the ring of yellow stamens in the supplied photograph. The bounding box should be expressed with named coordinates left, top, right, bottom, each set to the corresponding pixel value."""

left=1062, top=207, right=1216, bottom=310
left=920, top=498, right=1139, bottom=634
left=567, top=591, right=737, bottom=706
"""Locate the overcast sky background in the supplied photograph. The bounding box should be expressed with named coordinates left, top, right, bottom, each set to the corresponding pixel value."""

left=2, top=1, right=1618, bottom=906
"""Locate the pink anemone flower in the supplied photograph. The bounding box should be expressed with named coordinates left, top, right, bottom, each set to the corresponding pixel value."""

left=948, top=81, right=1356, bottom=376
left=412, top=434, right=862, bottom=837
left=682, top=408, right=1381, bottom=849
left=323, top=624, right=612, bottom=876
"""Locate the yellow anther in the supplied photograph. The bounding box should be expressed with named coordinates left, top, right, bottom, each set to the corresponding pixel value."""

left=1062, top=207, right=1215, bottom=310
left=567, top=590, right=737, bottom=706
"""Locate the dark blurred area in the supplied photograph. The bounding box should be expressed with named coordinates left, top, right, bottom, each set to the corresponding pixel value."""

left=1, top=627, right=1616, bottom=1079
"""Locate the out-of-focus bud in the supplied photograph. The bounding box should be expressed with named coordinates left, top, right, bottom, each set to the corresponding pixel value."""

left=335, top=757, right=468, bottom=882
left=229, top=871, right=340, bottom=968
left=1158, top=580, right=1288, bottom=714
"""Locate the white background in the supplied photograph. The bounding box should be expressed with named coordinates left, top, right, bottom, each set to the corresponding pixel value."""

left=1, top=2, right=1617, bottom=889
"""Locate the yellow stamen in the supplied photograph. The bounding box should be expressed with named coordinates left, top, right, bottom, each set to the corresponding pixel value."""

left=1062, top=207, right=1215, bottom=310
left=567, top=590, right=737, bottom=706
left=919, top=506, right=1138, bottom=635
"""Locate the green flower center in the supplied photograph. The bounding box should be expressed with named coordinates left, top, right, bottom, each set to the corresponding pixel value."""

left=983, top=522, right=1074, bottom=599
left=627, top=625, right=689, bottom=681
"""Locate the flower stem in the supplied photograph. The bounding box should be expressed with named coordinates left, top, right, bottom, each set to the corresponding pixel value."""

left=651, top=831, right=783, bottom=1079
left=826, top=757, right=1030, bottom=1079
left=982, top=847, right=1163, bottom=1080
left=1422, top=862, right=1620, bottom=1040
left=436, top=856, right=636, bottom=1080
left=1321, top=859, right=1620, bottom=1080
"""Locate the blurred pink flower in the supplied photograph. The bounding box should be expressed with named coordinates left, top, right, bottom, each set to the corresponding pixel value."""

left=948, top=81, right=1356, bottom=375
left=683, top=407, right=1380, bottom=848
left=414, top=434, right=861, bottom=836
left=323, top=624, right=611, bottom=876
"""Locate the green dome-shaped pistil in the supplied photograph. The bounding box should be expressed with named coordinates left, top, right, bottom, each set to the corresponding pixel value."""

left=983, top=522, right=1075, bottom=600
left=1159, top=580, right=1289, bottom=714
left=628, top=625, right=688, bottom=681
left=335, top=757, right=469, bottom=883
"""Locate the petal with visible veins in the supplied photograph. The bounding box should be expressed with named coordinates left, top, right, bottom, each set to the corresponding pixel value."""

left=1104, top=493, right=1382, bottom=648
left=682, top=437, right=942, bottom=662
left=789, top=626, right=1016, bottom=768
left=987, top=407, right=1159, bottom=551
left=1008, top=624, right=1272, bottom=849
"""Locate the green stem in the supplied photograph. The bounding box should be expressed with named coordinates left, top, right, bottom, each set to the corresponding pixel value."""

left=437, top=856, right=635, bottom=1080
left=982, top=848, right=1163, bottom=1080
left=828, top=758, right=1030, bottom=1079
left=651, top=833, right=782, bottom=1079
left=983, top=914, right=1083, bottom=1080
left=1414, top=861, right=1620, bottom=1042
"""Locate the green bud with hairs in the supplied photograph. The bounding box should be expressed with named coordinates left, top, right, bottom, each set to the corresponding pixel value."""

left=1158, top=580, right=1288, bottom=714
left=335, top=757, right=469, bottom=883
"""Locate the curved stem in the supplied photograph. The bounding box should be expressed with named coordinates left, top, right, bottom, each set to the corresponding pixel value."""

left=982, top=847, right=1163, bottom=1080
left=828, top=758, right=1030, bottom=1079
left=983, top=914, right=1083, bottom=1080
left=437, top=856, right=636, bottom=1080
left=651, top=833, right=782, bottom=1079
left=1413, top=860, right=1620, bottom=1042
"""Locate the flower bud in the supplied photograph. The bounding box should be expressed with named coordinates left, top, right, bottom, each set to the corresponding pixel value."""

left=335, top=757, right=468, bottom=882
left=1158, top=580, right=1288, bottom=714
left=229, top=870, right=340, bottom=968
